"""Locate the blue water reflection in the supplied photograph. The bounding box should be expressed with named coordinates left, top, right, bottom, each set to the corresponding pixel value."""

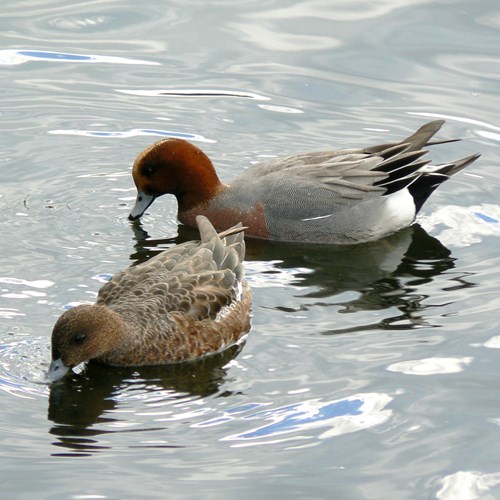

left=2, top=0, right=500, bottom=496
left=196, top=393, right=393, bottom=445
left=0, top=48, right=159, bottom=66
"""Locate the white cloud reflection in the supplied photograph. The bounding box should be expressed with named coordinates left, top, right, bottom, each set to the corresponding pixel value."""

left=437, top=471, right=500, bottom=500
left=387, top=357, right=473, bottom=375
left=195, top=393, right=393, bottom=447
left=419, top=204, right=500, bottom=247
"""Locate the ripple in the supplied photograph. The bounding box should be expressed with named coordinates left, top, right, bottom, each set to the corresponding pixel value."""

left=258, top=104, right=303, bottom=114
left=436, top=53, right=500, bottom=84
left=437, top=470, right=500, bottom=500
left=194, top=393, right=393, bottom=447
left=47, top=128, right=215, bottom=143
left=0, top=49, right=159, bottom=66
left=409, top=111, right=500, bottom=132
left=0, top=336, right=50, bottom=399
left=483, top=336, right=500, bottom=349
left=116, top=89, right=270, bottom=100
left=0, top=277, right=54, bottom=289
left=477, top=11, right=500, bottom=30
left=478, top=130, right=500, bottom=142
left=237, top=0, right=430, bottom=23
left=0, top=308, right=25, bottom=319
left=229, top=22, right=341, bottom=52
left=48, top=15, right=110, bottom=31
left=245, top=260, right=311, bottom=289
left=387, top=357, right=473, bottom=375
left=419, top=204, right=500, bottom=247
left=45, top=345, right=247, bottom=450
left=0, top=277, right=54, bottom=302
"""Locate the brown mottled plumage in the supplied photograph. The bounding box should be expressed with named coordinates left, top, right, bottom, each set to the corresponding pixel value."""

left=47, top=216, right=251, bottom=382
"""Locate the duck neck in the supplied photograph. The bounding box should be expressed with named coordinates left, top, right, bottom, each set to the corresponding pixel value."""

left=174, top=154, right=225, bottom=213
left=93, top=305, right=128, bottom=353
left=92, top=306, right=139, bottom=365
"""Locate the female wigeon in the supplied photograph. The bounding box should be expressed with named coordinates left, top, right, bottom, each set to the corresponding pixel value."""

left=47, top=216, right=251, bottom=382
left=129, top=120, right=479, bottom=244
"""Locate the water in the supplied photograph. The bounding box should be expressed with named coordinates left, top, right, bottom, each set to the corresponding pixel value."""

left=1, top=0, right=500, bottom=498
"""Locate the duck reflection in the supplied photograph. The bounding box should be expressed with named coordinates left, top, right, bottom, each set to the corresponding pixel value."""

left=258, top=223, right=475, bottom=333
left=47, top=343, right=243, bottom=455
left=247, top=223, right=474, bottom=333
left=129, top=221, right=475, bottom=334
left=131, top=221, right=465, bottom=290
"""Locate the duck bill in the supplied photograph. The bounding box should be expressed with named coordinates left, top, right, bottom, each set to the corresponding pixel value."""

left=46, top=358, right=70, bottom=382
left=128, top=191, right=156, bottom=221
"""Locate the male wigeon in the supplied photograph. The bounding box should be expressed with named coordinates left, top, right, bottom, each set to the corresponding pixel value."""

left=47, top=216, right=251, bottom=382
left=129, top=120, right=479, bottom=244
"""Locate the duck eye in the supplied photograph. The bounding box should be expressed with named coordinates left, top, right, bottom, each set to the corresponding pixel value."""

left=72, top=333, right=86, bottom=345
left=141, top=163, right=158, bottom=178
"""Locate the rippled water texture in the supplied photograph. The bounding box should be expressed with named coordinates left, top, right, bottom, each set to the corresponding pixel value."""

left=1, top=0, right=500, bottom=498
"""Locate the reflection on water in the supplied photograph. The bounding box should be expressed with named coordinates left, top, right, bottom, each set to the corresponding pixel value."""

left=43, top=220, right=469, bottom=456
left=249, top=223, right=455, bottom=296
left=437, top=471, right=500, bottom=500
left=0, top=0, right=498, bottom=495
left=47, top=344, right=395, bottom=454
left=49, top=127, right=216, bottom=143
left=47, top=343, right=243, bottom=456
left=199, top=392, right=393, bottom=446
left=0, top=49, right=159, bottom=66
left=131, top=222, right=453, bottom=285
left=387, top=356, right=473, bottom=375
left=0, top=48, right=159, bottom=66
left=130, top=221, right=475, bottom=334
left=419, top=202, right=500, bottom=247
left=0, top=218, right=475, bottom=459
left=116, top=88, right=270, bottom=100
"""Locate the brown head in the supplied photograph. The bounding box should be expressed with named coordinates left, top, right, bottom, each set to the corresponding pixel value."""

left=47, top=304, right=124, bottom=382
left=128, top=138, right=223, bottom=221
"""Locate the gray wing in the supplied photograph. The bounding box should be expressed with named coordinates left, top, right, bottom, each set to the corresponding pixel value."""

left=232, top=147, right=429, bottom=219
left=231, top=120, right=446, bottom=218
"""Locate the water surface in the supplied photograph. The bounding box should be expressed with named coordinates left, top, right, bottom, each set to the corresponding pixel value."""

left=1, top=0, right=500, bottom=498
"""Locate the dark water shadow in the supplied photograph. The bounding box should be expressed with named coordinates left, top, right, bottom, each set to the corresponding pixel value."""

left=251, top=224, right=476, bottom=333
left=129, top=221, right=476, bottom=334
left=257, top=225, right=476, bottom=333
left=47, top=343, right=243, bottom=456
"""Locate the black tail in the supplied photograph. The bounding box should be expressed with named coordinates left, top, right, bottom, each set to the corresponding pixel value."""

left=409, top=154, right=481, bottom=213
left=364, top=121, right=480, bottom=212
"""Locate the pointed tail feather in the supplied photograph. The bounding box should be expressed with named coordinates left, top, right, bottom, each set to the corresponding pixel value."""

left=401, top=120, right=445, bottom=151
left=364, top=120, right=445, bottom=155
left=409, top=153, right=481, bottom=213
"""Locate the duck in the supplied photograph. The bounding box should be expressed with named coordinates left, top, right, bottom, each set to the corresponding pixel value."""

left=47, top=216, right=251, bottom=382
left=128, top=120, right=479, bottom=244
